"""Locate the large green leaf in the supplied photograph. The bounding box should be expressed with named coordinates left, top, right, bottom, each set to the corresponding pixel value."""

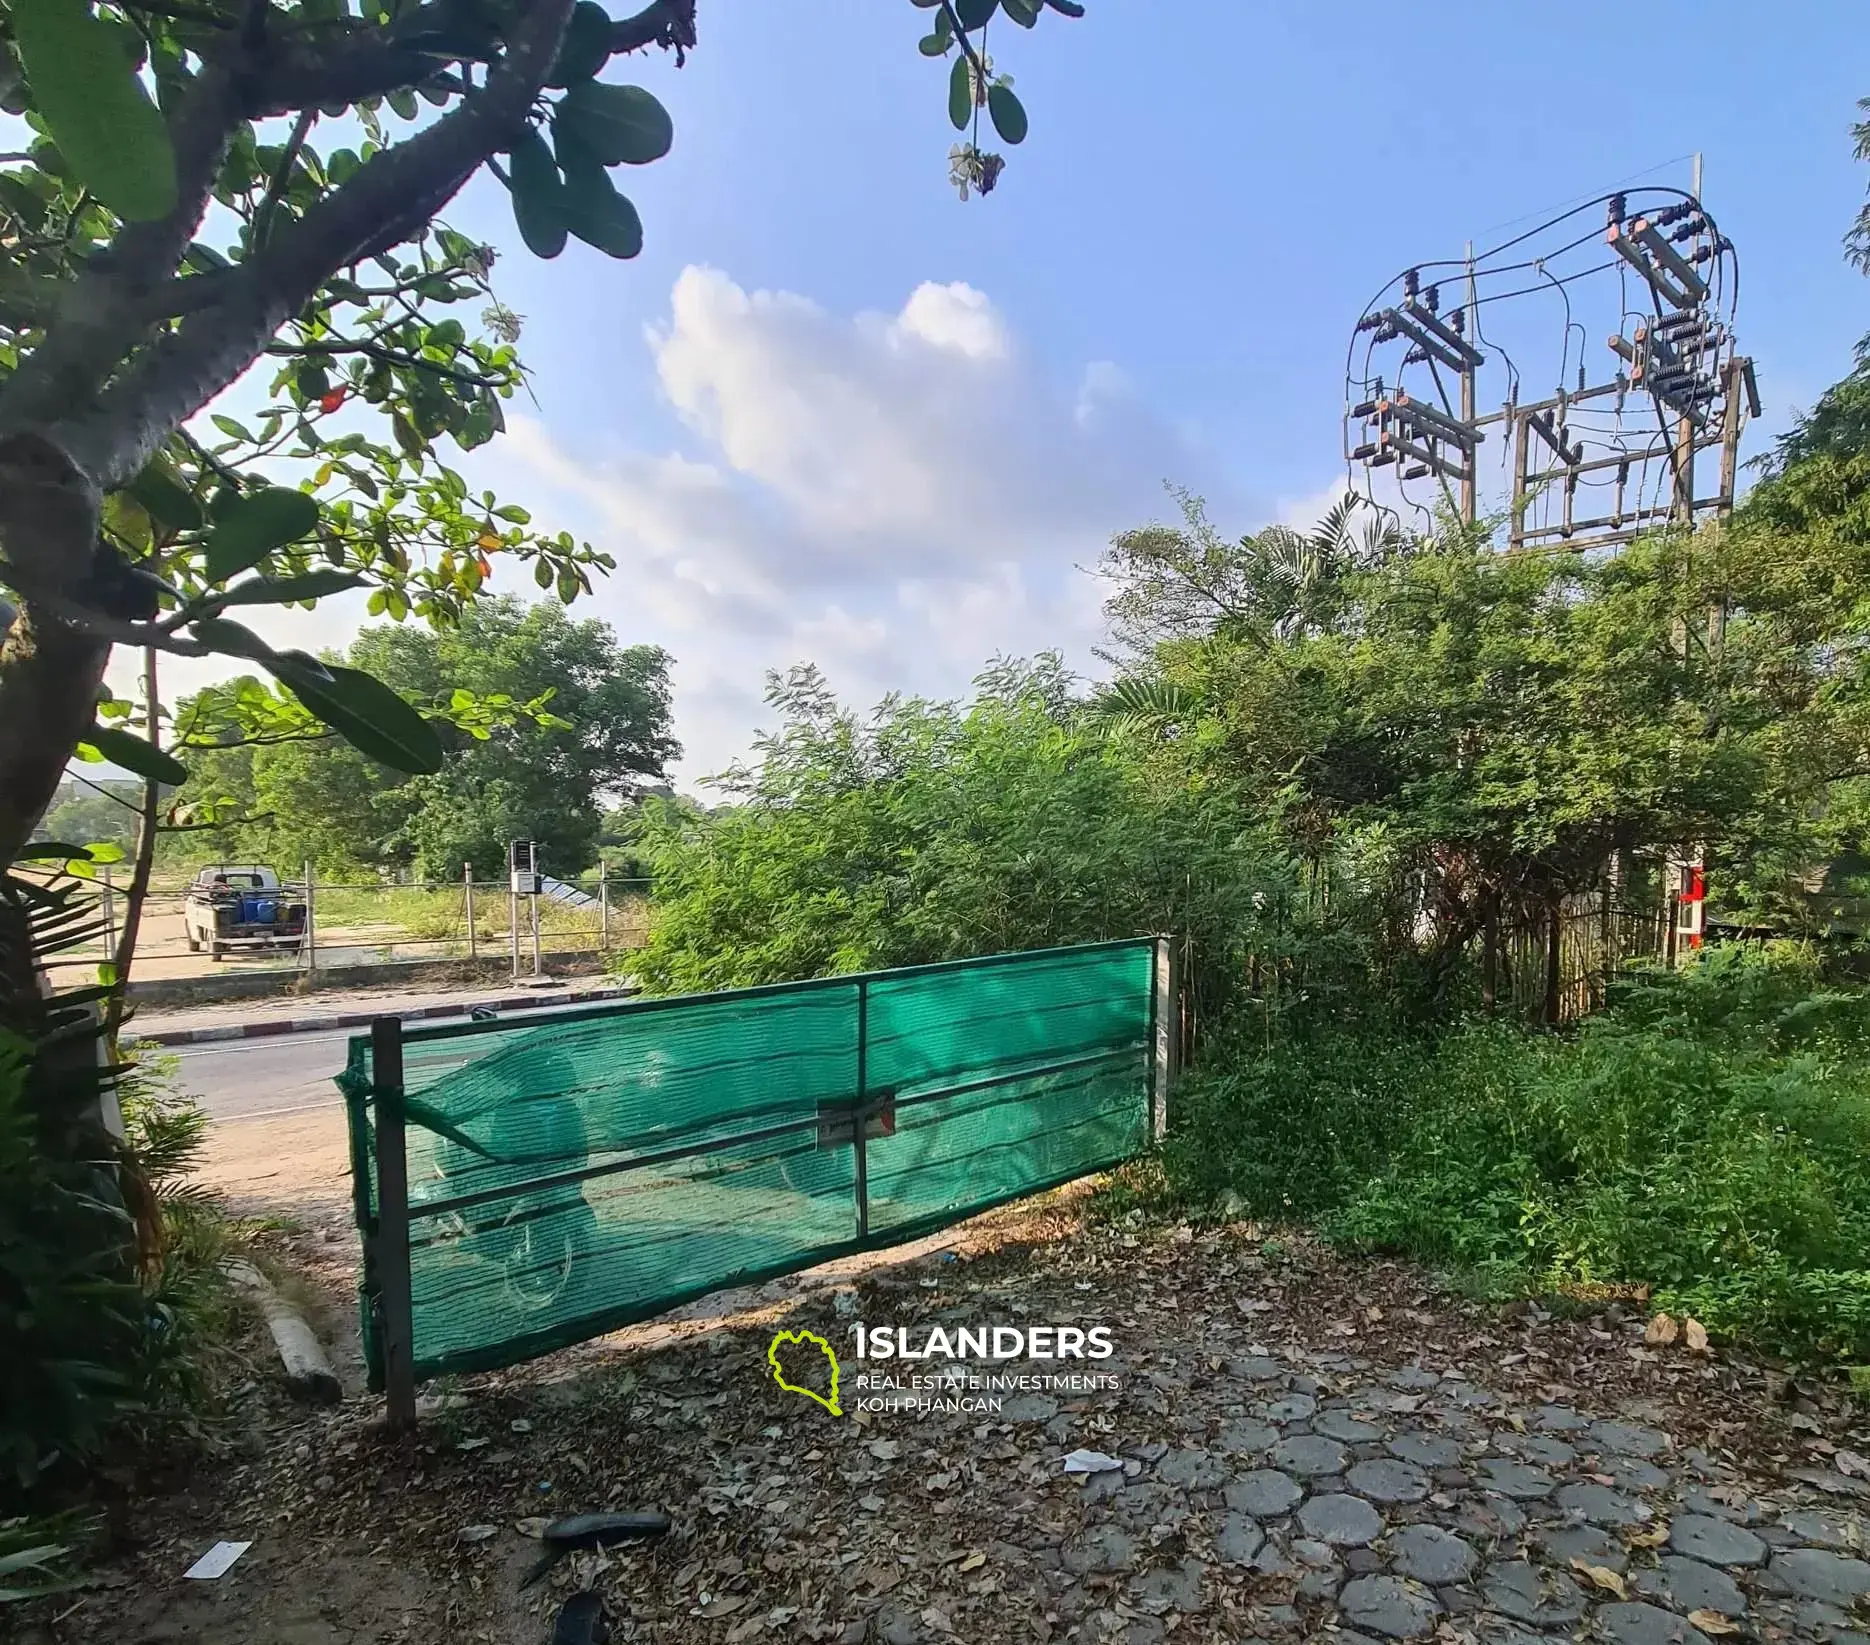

left=266, top=657, right=444, bottom=775
left=202, top=487, right=319, bottom=581
left=559, top=161, right=643, bottom=259
left=125, top=462, right=202, bottom=534
left=547, top=0, right=613, bottom=87
left=987, top=83, right=1028, bottom=145
left=10, top=0, right=176, bottom=221
left=190, top=616, right=279, bottom=663
left=1001, top=0, right=1041, bottom=24
left=556, top=82, right=673, bottom=166
left=217, top=570, right=367, bottom=606
left=507, top=128, right=567, bottom=259
left=81, top=727, right=187, bottom=788
left=955, top=0, right=1000, bottom=26
left=948, top=55, right=972, bottom=130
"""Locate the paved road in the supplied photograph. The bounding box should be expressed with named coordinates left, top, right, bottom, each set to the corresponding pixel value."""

left=173, top=998, right=598, bottom=1121
left=175, top=1027, right=358, bottom=1121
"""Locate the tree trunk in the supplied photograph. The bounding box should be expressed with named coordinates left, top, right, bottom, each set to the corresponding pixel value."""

left=0, top=432, right=114, bottom=866
left=104, top=651, right=162, bottom=1042
left=0, top=603, right=111, bottom=863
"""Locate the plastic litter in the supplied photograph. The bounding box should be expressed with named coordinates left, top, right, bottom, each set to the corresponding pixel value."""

left=1062, top=1449, right=1124, bottom=1474
left=183, top=1540, right=251, bottom=1579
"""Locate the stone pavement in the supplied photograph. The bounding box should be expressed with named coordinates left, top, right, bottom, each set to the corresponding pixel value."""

left=1030, top=1342, right=1870, bottom=1644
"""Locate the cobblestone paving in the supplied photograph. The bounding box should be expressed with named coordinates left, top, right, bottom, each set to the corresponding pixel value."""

left=1003, top=1342, right=1870, bottom=1645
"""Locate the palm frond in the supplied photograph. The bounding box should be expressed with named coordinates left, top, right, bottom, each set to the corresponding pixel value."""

left=1089, top=678, right=1201, bottom=739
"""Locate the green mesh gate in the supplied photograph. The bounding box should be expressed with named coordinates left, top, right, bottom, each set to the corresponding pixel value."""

left=340, top=939, right=1165, bottom=1398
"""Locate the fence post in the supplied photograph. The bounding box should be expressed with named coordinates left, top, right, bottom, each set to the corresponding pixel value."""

left=1543, top=898, right=1563, bottom=1027
left=510, top=879, right=520, bottom=981
left=371, top=1016, right=418, bottom=1430
left=100, top=865, right=116, bottom=963
left=463, top=862, right=476, bottom=960
left=1152, top=936, right=1180, bottom=1143
left=599, top=877, right=610, bottom=951
left=303, top=860, right=317, bottom=972
left=853, top=978, right=869, bottom=1242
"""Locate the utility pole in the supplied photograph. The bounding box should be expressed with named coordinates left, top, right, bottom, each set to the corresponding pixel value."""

left=1345, top=182, right=1752, bottom=560
left=1344, top=171, right=1755, bottom=976
left=1461, top=240, right=1478, bottom=526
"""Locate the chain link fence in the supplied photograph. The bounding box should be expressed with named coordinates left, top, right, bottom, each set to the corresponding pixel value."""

left=92, top=869, right=653, bottom=979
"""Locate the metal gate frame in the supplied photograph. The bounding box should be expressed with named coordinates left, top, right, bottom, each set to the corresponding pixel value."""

left=354, top=935, right=1181, bottom=1427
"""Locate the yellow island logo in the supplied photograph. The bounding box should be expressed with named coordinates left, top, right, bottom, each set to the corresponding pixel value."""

left=767, top=1329, right=842, bottom=1416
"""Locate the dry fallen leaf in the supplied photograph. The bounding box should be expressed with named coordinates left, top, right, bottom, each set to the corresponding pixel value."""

left=1836, top=1449, right=1870, bottom=1480
left=1688, top=1610, right=1743, bottom=1635
left=1644, top=1313, right=1679, bottom=1347
left=958, top=1551, right=987, bottom=1573
left=1684, top=1317, right=1710, bottom=1354
left=1624, top=1526, right=1670, bottom=1548
left=699, top=1594, right=748, bottom=1618
left=1570, top=1557, right=1628, bottom=1598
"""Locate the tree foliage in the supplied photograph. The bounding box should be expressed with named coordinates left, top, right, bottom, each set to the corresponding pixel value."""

left=0, top=0, right=1085, bottom=874
left=170, top=596, right=675, bottom=875
left=1096, top=486, right=1870, bottom=994
left=635, top=656, right=1326, bottom=1020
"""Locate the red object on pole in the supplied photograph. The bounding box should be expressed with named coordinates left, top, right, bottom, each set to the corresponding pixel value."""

left=1682, top=865, right=1706, bottom=904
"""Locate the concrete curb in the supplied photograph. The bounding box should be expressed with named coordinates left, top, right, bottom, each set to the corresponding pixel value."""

left=223, top=1257, right=342, bottom=1405
left=136, top=982, right=638, bottom=1046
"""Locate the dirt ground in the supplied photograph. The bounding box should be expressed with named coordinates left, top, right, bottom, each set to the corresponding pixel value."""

left=13, top=1174, right=1870, bottom=1645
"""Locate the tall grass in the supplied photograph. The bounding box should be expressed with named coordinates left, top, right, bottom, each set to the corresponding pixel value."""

left=1163, top=945, right=1870, bottom=1360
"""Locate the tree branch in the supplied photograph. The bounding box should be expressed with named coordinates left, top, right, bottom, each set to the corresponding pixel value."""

left=119, top=0, right=240, bottom=27
left=52, top=0, right=578, bottom=488
left=612, top=0, right=696, bottom=61
left=105, top=649, right=163, bottom=1036
left=252, top=107, right=318, bottom=249
left=22, top=594, right=212, bottom=655
left=263, top=336, right=507, bottom=391
left=253, top=0, right=691, bottom=116
left=160, top=811, right=279, bottom=832
left=0, top=52, right=248, bottom=443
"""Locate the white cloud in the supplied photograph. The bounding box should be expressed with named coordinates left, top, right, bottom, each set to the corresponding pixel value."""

left=484, top=265, right=1253, bottom=783
left=107, top=268, right=1258, bottom=790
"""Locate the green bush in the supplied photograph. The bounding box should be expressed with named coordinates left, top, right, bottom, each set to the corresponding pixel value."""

left=0, top=1024, right=141, bottom=1496
left=1164, top=945, right=1870, bottom=1359
left=0, top=867, right=239, bottom=1511
left=114, top=1044, right=240, bottom=1456
left=632, top=658, right=1347, bottom=1024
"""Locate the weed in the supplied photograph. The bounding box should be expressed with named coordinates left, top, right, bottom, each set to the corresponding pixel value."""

left=1161, top=947, right=1870, bottom=1361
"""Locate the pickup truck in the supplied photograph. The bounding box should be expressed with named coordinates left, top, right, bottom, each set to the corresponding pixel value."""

left=183, top=865, right=307, bottom=960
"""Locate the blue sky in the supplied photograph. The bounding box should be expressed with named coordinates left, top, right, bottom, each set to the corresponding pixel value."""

left=130, top=1, right=1870, bottom=787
